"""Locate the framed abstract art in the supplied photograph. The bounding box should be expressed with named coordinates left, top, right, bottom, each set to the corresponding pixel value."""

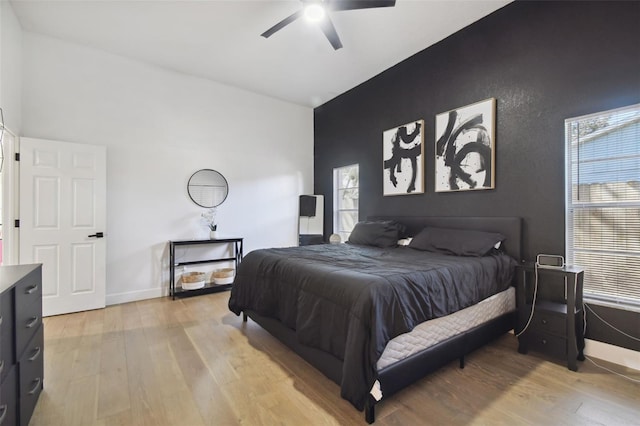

left=383, top=120, right=425, bottom=196
left=435, top=98, right=496, bottom=192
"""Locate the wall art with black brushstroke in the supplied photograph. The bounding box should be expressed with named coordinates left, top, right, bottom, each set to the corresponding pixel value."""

left=383, top=120, right=425, bottom=196
left=435, top=98, right=496, bottom=192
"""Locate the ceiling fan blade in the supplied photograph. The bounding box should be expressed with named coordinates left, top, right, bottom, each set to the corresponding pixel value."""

left=261, top=10, right=304, bottom=38
left=319, top=15, right=343, bottom=50
left=328, top=0, right=396, bottom=12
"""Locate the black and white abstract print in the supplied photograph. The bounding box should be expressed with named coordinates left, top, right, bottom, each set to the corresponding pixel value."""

left=383, top=120, right=425, bottom=196
left=435, top=98, right=496, bottom=192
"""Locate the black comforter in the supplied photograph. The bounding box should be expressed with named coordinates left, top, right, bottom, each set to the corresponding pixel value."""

left=228, top=244, right=516, bottom=410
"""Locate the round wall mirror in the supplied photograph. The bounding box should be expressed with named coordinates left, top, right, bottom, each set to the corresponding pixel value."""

left=187, top=169, right=229, bottom=208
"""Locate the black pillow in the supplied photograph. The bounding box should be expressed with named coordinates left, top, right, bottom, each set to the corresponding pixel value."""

left=347, top=221, right=405, bottom=248
left=408, top=227, right=505, bottom=257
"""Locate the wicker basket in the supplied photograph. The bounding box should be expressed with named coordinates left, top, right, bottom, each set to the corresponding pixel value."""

left=182, top=271, right=206, bottom=290
left=212, top=268, right=235, bottom=285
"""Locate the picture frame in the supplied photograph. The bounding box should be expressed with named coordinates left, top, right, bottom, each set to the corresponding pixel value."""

left=435, top=98, right=496, bottom=192
left=383, top=120, right=425, bottom=196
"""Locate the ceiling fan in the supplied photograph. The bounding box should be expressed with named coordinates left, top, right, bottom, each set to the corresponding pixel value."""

left=261, top=0, right=396, bottom=50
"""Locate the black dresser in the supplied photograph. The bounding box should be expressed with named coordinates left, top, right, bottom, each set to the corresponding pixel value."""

left=0, top=264, right=43, bottom=426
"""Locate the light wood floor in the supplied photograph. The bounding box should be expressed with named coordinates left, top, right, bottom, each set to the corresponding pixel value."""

left=31, top=292, right=640, bottom=426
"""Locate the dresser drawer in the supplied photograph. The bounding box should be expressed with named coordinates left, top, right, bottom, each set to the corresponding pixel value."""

left=0, top=291, right=15, bottom=383
left=0, top=365, right=17, bottom=426
left=15, top=272, right=41, bottom=313
left=525, top=331, right=567, bottom=360
left=19, top=324, right=44, bottom=396
left=530, top=309, right=566, bottom=336
left=15, top=299, right=42, bottom=361
left=19, top=381, right=41, bottom=426
left=19, top=324, right=43, bottom=426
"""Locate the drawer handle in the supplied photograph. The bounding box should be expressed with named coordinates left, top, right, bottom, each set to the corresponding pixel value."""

left=26, top=284, right=39, bottom=294
left=0, top=360, right=3, bottom=375
left=0, top=404, right=7, bottom=425
left=0, top=315, right=3, bottom=326
left=542, top=339, right=547, bottom=345
left=28, top=377, right=41, bottom=395
left=26, top=316, right=40, bottom=328
left=29, top=346, right=42, bottom=362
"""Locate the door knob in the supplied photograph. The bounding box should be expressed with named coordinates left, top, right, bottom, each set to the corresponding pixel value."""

left=88, top=232, right=104, bottom=238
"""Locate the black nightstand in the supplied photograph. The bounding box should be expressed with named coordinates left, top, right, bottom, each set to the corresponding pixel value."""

left=516, top=262, right=585, bottom=371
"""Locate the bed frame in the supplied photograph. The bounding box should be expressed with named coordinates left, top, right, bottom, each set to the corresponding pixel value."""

left=242, top=216, right=522, bottom=423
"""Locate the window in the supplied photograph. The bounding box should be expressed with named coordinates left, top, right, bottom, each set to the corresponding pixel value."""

left=333, top=164, right=359, bottom=241
left=566, top=103, right=640, bottom=307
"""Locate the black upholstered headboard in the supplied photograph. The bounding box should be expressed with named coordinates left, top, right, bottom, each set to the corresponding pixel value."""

left=368, top=216, right=523, bottom=262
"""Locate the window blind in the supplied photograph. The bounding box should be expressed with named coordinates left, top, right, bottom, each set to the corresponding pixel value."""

left=566, top=103, right=640, bottom=307
left=333, top=164, right=359, bottom=241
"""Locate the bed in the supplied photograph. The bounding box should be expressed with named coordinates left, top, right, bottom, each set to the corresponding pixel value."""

left=228, top=216, right=522, bottom=423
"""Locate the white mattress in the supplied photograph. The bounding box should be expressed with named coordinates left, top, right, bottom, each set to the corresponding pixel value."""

left=377, top=286, right=516, bottom=370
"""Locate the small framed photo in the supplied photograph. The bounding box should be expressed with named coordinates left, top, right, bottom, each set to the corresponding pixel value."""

left=383, top=120, right=425, bottom=196
left=435, top=98, right=496, bottom=192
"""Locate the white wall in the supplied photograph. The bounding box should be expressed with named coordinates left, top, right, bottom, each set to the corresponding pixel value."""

left=21, top=32, right=314, bottom=304
left=0, top=0, right=22, bottom=132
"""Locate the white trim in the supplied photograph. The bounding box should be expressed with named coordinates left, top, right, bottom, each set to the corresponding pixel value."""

left=1, top=131, right=19, bottom=265
left=565, top=102, right=640, bottom=123
left=585, top=298, right=640, bottom=314
left=585, top=338, right=640, bottom=371
left=106, top=286, right=168, bottom=306
left=0, top=123, right=18, bottom=138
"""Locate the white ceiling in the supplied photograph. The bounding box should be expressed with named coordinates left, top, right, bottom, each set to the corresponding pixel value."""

left=10, top=0, right=511, bottom=108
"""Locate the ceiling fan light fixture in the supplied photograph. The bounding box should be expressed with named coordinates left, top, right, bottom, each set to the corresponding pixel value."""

left=261, top=0, right=395, bottom=49
left=304, top=4, right=326, bottom=22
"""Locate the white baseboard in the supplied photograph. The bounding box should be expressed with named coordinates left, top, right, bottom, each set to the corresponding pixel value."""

left=584, top=338, right=640, bottom=371
left=509, top=331, right=639, bottom=371
left=106, top=287, right=168, bottom=306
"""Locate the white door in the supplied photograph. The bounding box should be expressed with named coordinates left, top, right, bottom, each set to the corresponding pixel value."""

left=20, top=137, right=107, bottom=317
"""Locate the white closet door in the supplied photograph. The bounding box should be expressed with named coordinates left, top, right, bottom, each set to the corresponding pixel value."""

left=20, top=137, right=107, bottom=316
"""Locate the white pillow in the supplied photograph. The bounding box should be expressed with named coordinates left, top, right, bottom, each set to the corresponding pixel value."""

left=397, top=238, right=413, bottom=246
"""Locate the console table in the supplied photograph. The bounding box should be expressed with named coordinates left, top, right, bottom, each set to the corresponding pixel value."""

left=169, top=238, right=243, bottom=299
left=516, top=262, right=585, bottom=371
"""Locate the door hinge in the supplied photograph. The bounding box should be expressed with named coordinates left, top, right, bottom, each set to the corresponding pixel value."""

left=14, top=219, right=20, bottom=228
left=14, top=153, right=20, bottom=161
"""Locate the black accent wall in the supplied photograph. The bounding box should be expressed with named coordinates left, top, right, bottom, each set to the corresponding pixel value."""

left=314, top=1, right=640, bottom=351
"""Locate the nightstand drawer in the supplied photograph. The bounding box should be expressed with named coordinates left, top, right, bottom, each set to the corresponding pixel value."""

left=525, top=331, right=567, bottom=360
left=530, top=310, right=566, bottom=336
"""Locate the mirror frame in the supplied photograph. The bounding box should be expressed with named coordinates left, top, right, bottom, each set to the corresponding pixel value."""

left=187, top=169, right=229, bottom=208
